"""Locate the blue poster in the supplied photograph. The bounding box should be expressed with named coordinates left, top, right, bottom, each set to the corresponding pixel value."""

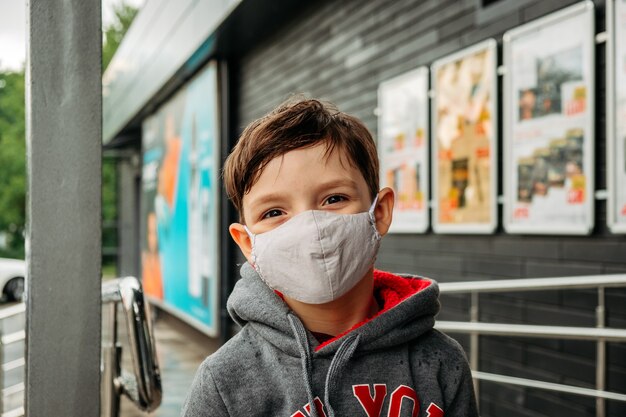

left=141, top=62, right=220, bottom=336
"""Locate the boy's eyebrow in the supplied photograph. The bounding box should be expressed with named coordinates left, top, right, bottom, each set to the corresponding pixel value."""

left=314, top=178, right=359, bottom=192
left=247, top=192, right=287, bottom=209
left=248, top=179, right=359, bottom=208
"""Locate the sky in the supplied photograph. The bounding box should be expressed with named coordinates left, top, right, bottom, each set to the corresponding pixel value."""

left=0, top=0, right=145, bottom=71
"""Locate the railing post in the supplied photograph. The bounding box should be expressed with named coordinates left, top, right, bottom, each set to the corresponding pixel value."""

left=470, top=291, right=480, bottom=406
left=438, top=275, right=626, bottom=410
left=102, top=302, right=121, bottom=417
left=596, top=287, right=606, bottom=417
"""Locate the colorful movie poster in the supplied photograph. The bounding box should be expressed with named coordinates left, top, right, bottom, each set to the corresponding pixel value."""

left=503, top=2, right=595, bottom=235
left=608, top=0, right=626, bottom=233
left=141, top=62, right=220, bottom=336
left=378, top=67, right=429, bottom=233
left=431, top=39, right=498, bottom=234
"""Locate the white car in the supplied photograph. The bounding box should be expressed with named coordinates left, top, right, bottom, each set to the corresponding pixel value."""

left=0, top=258, right=25, bottom=302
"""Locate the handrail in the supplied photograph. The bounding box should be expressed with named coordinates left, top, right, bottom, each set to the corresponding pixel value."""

left=0, top=305, right=25, bottom=321
left=436, top=273, right=626, bottom=416
left=101, top=277, right=162, bottom=416
left=473, top=371, right=626, bottom=402
left=0, top=279, right=162, bottom=417
left=438, top=273, right=626, bottom=293
left=436, top=321, right=626, bottom=342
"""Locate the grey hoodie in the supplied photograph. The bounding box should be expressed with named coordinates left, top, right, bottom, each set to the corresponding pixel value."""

left=181, top=263, right=478, bottom=417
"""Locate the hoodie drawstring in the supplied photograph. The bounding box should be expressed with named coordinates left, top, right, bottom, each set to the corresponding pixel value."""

left=288, top=313, right=361, bottom=417
left=288, top=314, right=319, bottom=417
left=323, top=333, right=360, bottom=417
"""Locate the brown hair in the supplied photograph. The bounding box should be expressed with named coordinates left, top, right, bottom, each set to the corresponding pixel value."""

left=223, top=98, right=379, bottom=222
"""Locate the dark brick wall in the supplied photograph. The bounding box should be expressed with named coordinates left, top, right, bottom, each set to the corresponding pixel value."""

left=232, top=0, right=626, bottom=415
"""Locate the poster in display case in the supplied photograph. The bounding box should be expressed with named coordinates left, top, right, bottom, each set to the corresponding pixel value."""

left=503, top=1, right=595, bottom=235
left=431, top=39, right=498, bottom=234
left=378, top=67, right=430, bottom=233
left=608, top=0, right=626, bottom=233
left=141, top=61, right=221, bottom=336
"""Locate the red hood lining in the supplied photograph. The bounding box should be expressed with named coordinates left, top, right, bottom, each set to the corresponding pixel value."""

left=314, top=269, right=431, bottom=351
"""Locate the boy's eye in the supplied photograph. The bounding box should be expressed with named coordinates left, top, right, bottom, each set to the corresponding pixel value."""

left=262, top=209, right=284, bottom=219
left=324, top=195, right=347, bottom=205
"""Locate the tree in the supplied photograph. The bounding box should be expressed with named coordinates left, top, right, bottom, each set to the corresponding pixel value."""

left=0, top=71, right=26, bottom=258
left=0, top=2, right=139, bottom=261
left=101, top=2, right=139, bottom=272
left=102, top=3, right=139, bottom=71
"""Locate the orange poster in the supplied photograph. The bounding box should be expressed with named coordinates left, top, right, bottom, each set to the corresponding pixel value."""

left=431, top=40, right=497, bottom=233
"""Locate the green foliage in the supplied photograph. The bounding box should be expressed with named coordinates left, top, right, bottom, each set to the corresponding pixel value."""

left=102, top=159, right=118, bottom=222
left=102, top=3, right=139, bottom=71
left=101, top=1, right=138, bottom=271
left=102, top=157, right=118, bottom=266
left=0, top=71, right=26, bottom=258
left=0, top=2, right=138, bottom=263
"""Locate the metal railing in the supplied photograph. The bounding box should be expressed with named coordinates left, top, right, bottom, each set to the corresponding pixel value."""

left=101, top=276, right=162, bottom=417
left=0, top=303, right=26, bottom=417
left=436, top=274, right=626, bottom=417
left=0, top=276, right=161, bottom=417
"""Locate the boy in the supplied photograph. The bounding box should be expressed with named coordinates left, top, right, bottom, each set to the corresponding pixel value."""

left=181, top=99, right=478, bottom=417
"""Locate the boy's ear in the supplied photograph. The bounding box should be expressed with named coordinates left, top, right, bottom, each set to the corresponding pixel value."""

left=229, top=223, right=253, bottom=263
left=374, top=187, right=394, bottom=236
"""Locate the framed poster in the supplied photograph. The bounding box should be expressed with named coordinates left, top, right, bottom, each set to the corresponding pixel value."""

left=378, top=67, right=429, bottom=233
left=608, top=0, right=626, bottom=233
left=141, top=61, right=221, bottom=336
left=503, top=2, right=595, bottom=235
left=431, top=39, right=498, bottom=234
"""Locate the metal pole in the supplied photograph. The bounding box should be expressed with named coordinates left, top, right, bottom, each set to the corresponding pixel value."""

left=116, top=154, right=141, bottom=278
left=596, top=287, right=606, bottom=417
left=102, top=303, right=120, bottom=417
left=25, top=0, right=102, bottom=415
left=219, top=60, right=232, bottom=346
left=470, top=292, right=480, bottom=407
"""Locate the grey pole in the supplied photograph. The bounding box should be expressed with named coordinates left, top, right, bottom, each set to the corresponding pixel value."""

left=25, top=0, right=102, bottom=415
left=116, top=153, right=141, bottom=278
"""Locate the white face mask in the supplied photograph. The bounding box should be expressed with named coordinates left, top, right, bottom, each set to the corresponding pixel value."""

left=245, top=197, right=382, bottom=304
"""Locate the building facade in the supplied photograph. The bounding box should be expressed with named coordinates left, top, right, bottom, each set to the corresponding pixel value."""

left=104, top=1, right=626, bottom=416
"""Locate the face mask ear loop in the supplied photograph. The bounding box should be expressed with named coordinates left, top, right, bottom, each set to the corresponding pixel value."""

left=368, top=194, right=381, bottom=239
left=368, top=194, right=379, bottom=218
left=243, top=225, right=258, bottom=266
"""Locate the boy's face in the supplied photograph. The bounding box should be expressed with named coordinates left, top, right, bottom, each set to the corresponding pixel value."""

left=229, top=142, right=394, bottom=262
